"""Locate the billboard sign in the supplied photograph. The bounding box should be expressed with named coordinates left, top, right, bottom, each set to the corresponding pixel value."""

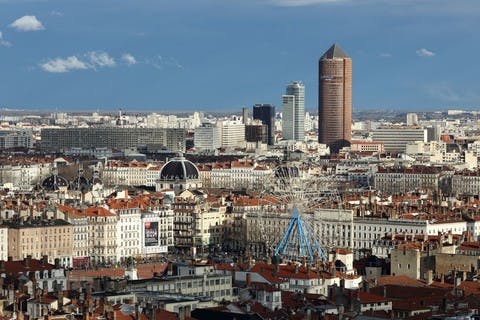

left=144, top=221, right=159, bottom=247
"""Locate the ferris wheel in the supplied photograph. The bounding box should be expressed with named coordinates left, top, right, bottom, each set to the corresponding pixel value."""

left=250, top=160, right=339, bottom=264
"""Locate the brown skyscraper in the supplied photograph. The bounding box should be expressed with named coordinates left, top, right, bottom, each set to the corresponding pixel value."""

left=318, top=43, right=352, bottom=153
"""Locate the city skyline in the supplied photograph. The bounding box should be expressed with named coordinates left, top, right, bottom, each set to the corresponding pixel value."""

left=1, top=0, right=479, bottom=111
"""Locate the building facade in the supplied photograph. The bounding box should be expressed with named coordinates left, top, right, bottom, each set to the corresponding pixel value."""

left=194, top=123, right=222, bottom=152
left=282, top=81, right=305, bottom=142
left=7, top=220, right=73, bottom=267
left=318, top=43, right=352, bottom=153
left=253, top=104, right=276, bottom=145
left=41, top=127, right=186, bottom=153
left=372, top=126, right=427, bottom=153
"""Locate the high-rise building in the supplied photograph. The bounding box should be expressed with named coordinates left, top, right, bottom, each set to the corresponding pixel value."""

left=245, top=122, right=268, bottom=144
left=219, top=120, right=246, bottom=149
left=194, top=123, right=222, bottom=151
left=242, top=107, right=249, bottom=125
left=282, top=81, right=305, bottom=142
left=253, top=104, right=276, bottom=145
left=318, top=43, right=352, bottom=153
left=406, top=113, right=419, bottom=126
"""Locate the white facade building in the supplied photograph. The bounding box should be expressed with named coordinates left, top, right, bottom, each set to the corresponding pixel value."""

left=219, top=120, right=246, bottom=149
left=194, top=123, right=222, bottom=151
left=372, top=126, right=427, bottom=153
left=0, top=226, right=7, bottom=261
left=141, top=208, right=174, bottom=255
left=103, top=161, right=162, bottom=187
left=406, top=113, right=418, bottom=126
left=0, top=129, right=34, bottom=150
left=0, top=162, right=52, bottom=190
left=200, top=161, right=272, bottom=189
left=281, top=81, right=305, bottom=142
left=113, top=207, right=142, bottom=261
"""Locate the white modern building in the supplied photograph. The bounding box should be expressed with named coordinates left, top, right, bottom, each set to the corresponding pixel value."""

left=406, top=113, right=418, bottom=126
left=219, top=120, right=246, bottom=149
left=282, top=81, right=305, bottom=142
left=0, top=129, right=34, bottom=150
left=372, top=126, right=427, bottom=153
left=194, top=123, right=222, bottom=152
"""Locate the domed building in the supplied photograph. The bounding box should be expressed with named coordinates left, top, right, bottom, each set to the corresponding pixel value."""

left=156, top=156, right=202, bottom=194
left=69, top=164, right=90, bottom=193
left=42, top=165, right=69, bottom=192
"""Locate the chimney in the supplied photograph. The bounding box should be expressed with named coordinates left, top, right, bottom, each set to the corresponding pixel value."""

left=42, top=255, right=48, bottom=266
left=135, top=303, right=140, bottom=320
left=54, top=258, right=61, bottom=269
left=57, top=289, right=64, bottom=310
left=231, top=269, right=236, bottom=284
left=0, top=260, right=5, bottom=272
left=363, top=281, right=370, bottom=293
left=23, top=257, right=30, bottom=268
left=426, top=269, right=433, bottom=285
left=246, top=273, right=251, bottom=286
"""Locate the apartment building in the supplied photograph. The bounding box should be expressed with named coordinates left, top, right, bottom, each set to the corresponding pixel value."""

left=102, top=161, right=162, bottom=187
left=373, top=166, right=452, bottom=194
left=6, top=219, right=73, bottom=267
left=41, top=127, right=186, bottom=153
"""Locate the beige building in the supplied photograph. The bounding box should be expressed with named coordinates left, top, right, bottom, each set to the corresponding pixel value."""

left=390, top=246, right=421, bottom=279
left=57, top=204, right=90, bottom=268
left=7, top=219, right=73, bottom=267
left=0, top=226, right=8, bottom=261
left=194, top=206, right=227, bottom=248
left=373, top=166, right=452, bottom=194
left=84, top=206, right=118, bottom=264
left=350, top=141, right=384, bottom=154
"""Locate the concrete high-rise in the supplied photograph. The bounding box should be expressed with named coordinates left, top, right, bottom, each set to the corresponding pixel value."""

left=318, top=43, right=352, bottom=153
left=282, top=81, right=305, bottom=142
left=253, top=104, right=275, bottom=145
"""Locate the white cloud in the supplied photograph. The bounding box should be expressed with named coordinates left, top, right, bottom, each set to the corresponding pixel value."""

left=39, top=51, right=119, bottom=73
left=379, top=52, right=392, bottom=58
left=10, top=15, right=45, bottom=31
left=40, top=56, right=88, bottom=73
left=416, top=48, right=435, bottom=57
left=86, top=51, right=116, bottom=68
left=0, top=31, right=12, bottom=47
left=121, top=53, right=137, bottom=66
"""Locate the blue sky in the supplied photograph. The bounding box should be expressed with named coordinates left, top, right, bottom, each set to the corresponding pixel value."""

left=0, top=0, right=479, bottom=112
